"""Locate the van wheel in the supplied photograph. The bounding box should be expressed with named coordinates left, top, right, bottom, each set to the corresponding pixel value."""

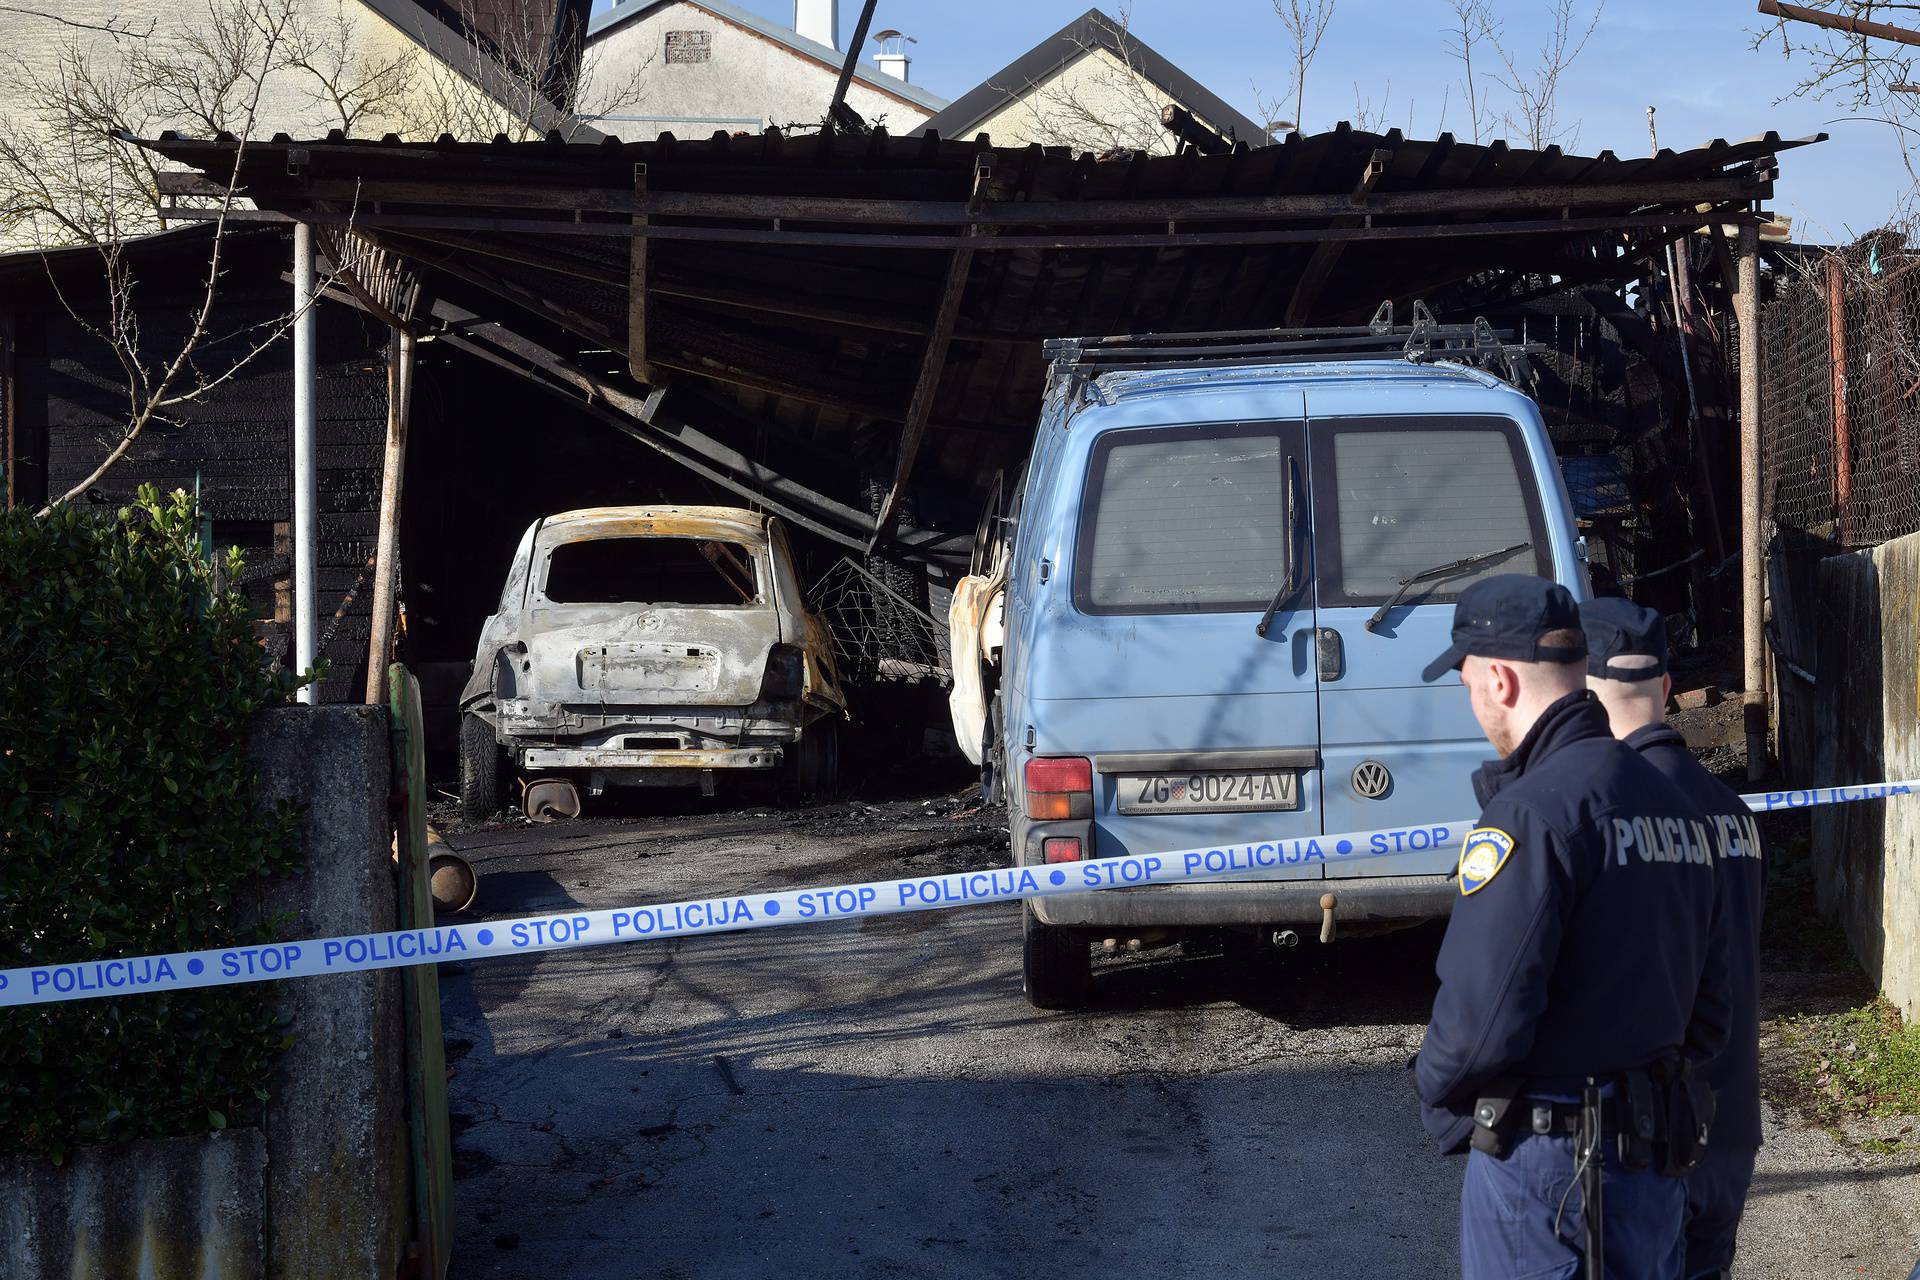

left=1023, top=902, right=1092, bottom=1010
left=792, top=717, right=842, bottom=801
left=459, top=713, right=508, bottom=822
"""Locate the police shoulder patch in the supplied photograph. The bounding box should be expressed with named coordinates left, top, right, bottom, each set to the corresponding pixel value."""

left=1457, top=827, right=1515, bottom=896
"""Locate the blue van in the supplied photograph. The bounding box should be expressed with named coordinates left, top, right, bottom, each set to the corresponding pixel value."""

left=947, top=311, right=1589, bottom=1008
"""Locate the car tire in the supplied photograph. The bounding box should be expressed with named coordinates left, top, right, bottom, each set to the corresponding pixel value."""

left=793, top=716, right=842, bottom=801
left=460, top=712, right=507, bottom=822
left=1022, top=901, right=1092, bottom=1010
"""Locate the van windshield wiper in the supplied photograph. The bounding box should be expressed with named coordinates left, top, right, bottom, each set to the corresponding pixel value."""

left=1363, top=541, right=1531, bottom=633
left=1254, top=457, right=1307, bottom=638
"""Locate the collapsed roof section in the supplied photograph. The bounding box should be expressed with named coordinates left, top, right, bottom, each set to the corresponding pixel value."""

left=138, top=123, right=1817, bottom=554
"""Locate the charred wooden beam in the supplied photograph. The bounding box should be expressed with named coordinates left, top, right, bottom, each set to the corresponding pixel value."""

left=1161, top=104, right=1232, bottom=156
left=156, top=169, right=1773, bottom=225
left=872, top=156, right=993, bottom=545
left=164, top=205, right=1771, bottom=252
left=1286, top=148, right=1391, bottom=325
left=628, top=163, right=654, bottom=383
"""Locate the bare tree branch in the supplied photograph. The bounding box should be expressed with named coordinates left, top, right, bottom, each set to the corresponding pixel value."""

left=1272, top=0, right=1337, bottom=135
left=0, top=6, right=154, bottom=37
left=1492, top=0, right=1604, bottom=150
left=1442, top=0, right=1499, bottom=144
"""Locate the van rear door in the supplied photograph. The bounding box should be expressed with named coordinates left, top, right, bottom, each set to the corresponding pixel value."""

left=1038, top=418, right=1323, bottom=875
left=1305, top=414, right=1555, bottom=877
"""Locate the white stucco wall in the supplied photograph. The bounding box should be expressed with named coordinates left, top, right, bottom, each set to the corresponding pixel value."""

left=580, top=1, right=934, bottom=141
left=966, top=47, right=1240, bottom=155
left=0, top=1, right=539, bottom=249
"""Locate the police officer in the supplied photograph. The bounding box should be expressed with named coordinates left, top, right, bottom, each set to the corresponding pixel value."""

left=1413, top=575, right=1731, bottom=1280
left=1583, top=597, right=1765, bottom=1280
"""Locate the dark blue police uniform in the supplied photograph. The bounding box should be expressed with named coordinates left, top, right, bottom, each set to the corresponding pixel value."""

left=1414, top=578, right=1731, bottom=1280
left=1585, top=598, right=1766, bottom=1280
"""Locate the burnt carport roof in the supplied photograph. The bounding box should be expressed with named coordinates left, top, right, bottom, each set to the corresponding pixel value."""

left=137, top=124, right=1818, bottom=551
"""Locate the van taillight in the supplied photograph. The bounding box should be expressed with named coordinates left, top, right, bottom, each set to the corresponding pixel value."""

left=1042, top=837, right=1083, bottom=863
left=1025, top=756, right=1092, bottom=820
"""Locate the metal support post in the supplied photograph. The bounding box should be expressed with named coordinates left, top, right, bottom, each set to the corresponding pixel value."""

left=1737, top=223, right=1766, bottom=780
left=293, top=222, right=318, bottom=704
left=366, top=325, right=414, bottom=705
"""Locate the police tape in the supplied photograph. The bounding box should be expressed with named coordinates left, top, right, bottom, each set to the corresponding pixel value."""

left=2, top=780, right=1913, bottom=1010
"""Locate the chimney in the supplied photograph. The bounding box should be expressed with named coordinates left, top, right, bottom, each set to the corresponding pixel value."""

left=873, top=29, right=915, bottom=83
left=795, top=0, right=839, bottom=49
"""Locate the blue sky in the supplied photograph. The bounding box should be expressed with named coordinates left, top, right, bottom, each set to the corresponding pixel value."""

left=591, top=0, right=1902, bottom=241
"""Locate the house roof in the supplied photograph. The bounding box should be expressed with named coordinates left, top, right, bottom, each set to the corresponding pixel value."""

left=919, top=7, right=1266, bottom=146
left=587, top=0, right=950, bottom=115
left=360, top=0, right=602, bottom=139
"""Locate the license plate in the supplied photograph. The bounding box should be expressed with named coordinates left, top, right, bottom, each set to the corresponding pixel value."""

left=1116, top=769, right=1300, bottom=816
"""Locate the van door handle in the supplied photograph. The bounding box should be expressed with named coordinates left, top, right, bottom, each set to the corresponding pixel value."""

left=1316, top=628, right=1344, bottom=682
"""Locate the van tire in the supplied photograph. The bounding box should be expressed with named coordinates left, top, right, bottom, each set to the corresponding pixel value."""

left=460, top=713, right=508, bottom=822
left=792, top=716, right=842, bottom=801
left=1023, top=902, right=1092, bottom=1010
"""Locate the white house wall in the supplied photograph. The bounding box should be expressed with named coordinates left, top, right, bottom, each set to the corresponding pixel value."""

left=967, top=47, right=1238, bottom=154
left=581, top=2, right=933, bottom=140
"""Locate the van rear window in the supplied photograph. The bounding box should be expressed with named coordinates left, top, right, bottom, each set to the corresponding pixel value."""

left=1314, top=420, right=1547, bottom=603
left=542, top=537, right=761, bottom=606
left=1074, top=425, right=1294, bottom=614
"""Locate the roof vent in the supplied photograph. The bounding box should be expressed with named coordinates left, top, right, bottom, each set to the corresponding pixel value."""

left=873, top=29, right=916, bottom=83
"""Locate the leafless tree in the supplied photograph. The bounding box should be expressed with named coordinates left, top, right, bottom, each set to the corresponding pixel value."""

left=1273, top=0, right=1337, bottom=135
left=285, top=3, right=420, bottom=136
left=1442, top=0, right=1500, bottom=144
left=0, top=0, right=368, bottom=512
left=1493, top=0, right=1604, bottom=150
left=1754, top=1, right=1920, bottom=184
left=400, top=0, right=651, bottom=142
left=990, top=6, right=1183, bottom=154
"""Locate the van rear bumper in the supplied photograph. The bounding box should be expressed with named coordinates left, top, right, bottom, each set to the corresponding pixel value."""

left=1030, top=874, right=1455, bottom=928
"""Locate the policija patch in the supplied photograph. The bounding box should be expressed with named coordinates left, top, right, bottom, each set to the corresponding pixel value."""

left=1457, top=827, right=1515, bottom=895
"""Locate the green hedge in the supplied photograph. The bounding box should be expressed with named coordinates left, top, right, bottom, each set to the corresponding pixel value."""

left=0, top=487, right=305, bottom=1162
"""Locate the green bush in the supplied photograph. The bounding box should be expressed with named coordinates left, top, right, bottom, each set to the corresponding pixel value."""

left=0, top=487, right=305, bottom=1162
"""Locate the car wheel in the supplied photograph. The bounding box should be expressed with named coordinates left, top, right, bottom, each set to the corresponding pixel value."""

left=793, top=716, right=842, bottom=801
left=1022, top=901, right=1092, bottom=1010
left=459, top=712, right=507, bottom=822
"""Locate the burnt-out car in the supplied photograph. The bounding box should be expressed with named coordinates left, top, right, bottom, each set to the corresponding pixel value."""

left=459, top=506, right=846, bottom=819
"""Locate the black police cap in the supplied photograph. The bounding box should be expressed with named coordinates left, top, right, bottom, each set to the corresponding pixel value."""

left=1579, top=595, right=1668, bottom=682
left=1421, top=574, right=1586, bottom=683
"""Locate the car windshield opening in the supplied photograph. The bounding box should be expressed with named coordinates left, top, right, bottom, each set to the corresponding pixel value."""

left=1077, top=428, right=1291, bottom=614
left=543, top=536, right=760, bottom=606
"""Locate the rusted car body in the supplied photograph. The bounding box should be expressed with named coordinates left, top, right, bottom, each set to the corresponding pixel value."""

left=459, top=506, right=845, bottom=817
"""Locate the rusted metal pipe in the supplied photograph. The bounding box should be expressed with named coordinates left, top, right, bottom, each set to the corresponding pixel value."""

left=1738, top=224, right=1768, bottom=781
left=1759, top=0, right=1920, bottom=50
left=365, top=326, right=414, bottom=705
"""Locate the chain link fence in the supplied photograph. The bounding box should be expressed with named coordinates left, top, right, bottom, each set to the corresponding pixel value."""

left=1764, top=241, right=1920, bottom=549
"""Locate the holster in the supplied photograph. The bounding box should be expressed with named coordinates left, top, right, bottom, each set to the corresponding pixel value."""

left=1470, top=1077, right=1524, bottom=1158
left=1658, top=1058, right=1717, bottom=1176
left=1615, top=1069, right=1660, bottom=1172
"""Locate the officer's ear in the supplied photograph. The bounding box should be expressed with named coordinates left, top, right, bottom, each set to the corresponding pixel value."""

left=1483, top=658, right=1523, bottom=707
left=1661, top=673, right=1672, bottom=704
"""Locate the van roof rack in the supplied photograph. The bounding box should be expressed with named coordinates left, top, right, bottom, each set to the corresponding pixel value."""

left=1042, top=300, right=1542, bottom=387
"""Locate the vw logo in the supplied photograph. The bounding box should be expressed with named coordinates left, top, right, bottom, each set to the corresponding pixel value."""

left=1351, top=760, right=1392, bottom=800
